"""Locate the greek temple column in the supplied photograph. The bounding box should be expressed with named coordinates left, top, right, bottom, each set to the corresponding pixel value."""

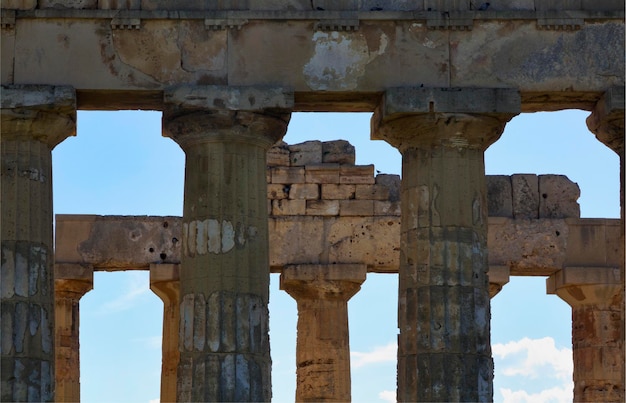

left=149, top=263, right=181, bottom=403
left=1, top=85, right=76, bottom=402
left=163, top=86, right=292, bottom=402
left=371, top=87, right=519, bottom=402
left=280, top=264, right=367, bottom=402
left=547, top=267, right=622, bottom=402
left=578, top=86, right=624, bottom=402
left=54, top=264, right=93, bottom=403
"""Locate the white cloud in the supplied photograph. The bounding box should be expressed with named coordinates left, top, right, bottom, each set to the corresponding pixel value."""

left=378, top=389, right=396, bottom=402
left=493, top=337, right=573, bottom=403
left=148, top=399, right=159, bottom=403
left=351, top=342, right=397, bottom=369
left=97, top=271, right=150, bottom=314
left=500, top=385, right=572, bottom=403
left=493, top=337, right=572, bottom=380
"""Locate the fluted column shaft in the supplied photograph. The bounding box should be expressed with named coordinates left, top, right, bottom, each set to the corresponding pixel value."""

left=280, top=264, right=366, bottom=402
left=54, top=264, right=93, bottom=403
left=150, top=264, right=181, bottom=403
left=1, top=85, right=76, bottom=402
left=163, top=86, right=291, bottom=402
left=585, top=86, right=624, bottom=403
left=372, top=87, right=518, bottom=402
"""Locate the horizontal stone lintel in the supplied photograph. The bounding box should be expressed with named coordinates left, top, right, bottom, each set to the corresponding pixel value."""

left=5, top=9, right=624, bottom=22
left=381, top=87, right=521, bottom=116
left=55, top=214, right=620, bottom=277
left=282, top=264, right=367, bottom=283
left=1, top=84, right=76, bottom=110
left=164, top=85, right=294, bottom=111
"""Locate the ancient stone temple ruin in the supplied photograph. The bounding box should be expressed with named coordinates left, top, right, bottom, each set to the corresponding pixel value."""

left=1, top=1, right=624, bottom=402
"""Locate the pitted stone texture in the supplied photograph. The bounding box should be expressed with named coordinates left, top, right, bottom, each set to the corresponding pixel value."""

left=486, top=175, right=513, bottom=217
left=539, top=174, right=581, bottom=218
left=511, top=174, right=539, bottom=219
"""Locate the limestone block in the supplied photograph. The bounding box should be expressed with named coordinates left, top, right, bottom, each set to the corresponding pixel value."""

left=322, top=140, right=355, bottom=164
left=267, top=184, right=288, bottom=200
left=269, top=217, right=326, bottom=268
left=39, top=0, right=98, bottom=8
left=355, top=184, right=390, bottom=200
left=486, top=175, right=513, bottom=217
left=564, top=219, right=614, bottom=267
left=289, top=141, right=322, bottom=166
left=488, top=217, right=568, bottom=276
left=581, top=0, right=623, bottom=11
left=489, top=0, right=534, bottom=10
left=311, top=0, right=358, bottom=11
left=305, top=165, right=340, bottom=184
left=374, top=201, right=401, bottom=216
left=535, top=0, right=581, bottom=11
left=327, top=217, right=401, bottom=270
left=512, top=174, right=538, bottom=219
left=339, top=200, right=374, bottom=216
left=55, top=215, right=181, bottom=268
left=539, top=174, right=580, bottom=218
left=270, top=167, right=304, bottom=184
left=1, top=0, right=36, bottom=9
left=164, top=85, right=292, bottom=112
left=450, top=21, right=624, bottom=93
left=272, top=199, right=306, bottom=216
left=361, top=0, right=422, bottom=11
left=1, top=29, right=15, bottom=84
left=375, top=174, right=400, bottom=201
left=321, top=184, right=355, bottom=200
left=140, top=0, right=207, bottom=10
left=306, top=200, right=340, bottom=216
left=339, top=165, right=375, bottom=184
left=288, top=184, right=319, bottom=200
left=98, top=0, right=139, bottom=9
left=424, top=0, right=469, bottom=11
left=248, top=0, right=308, bottom=11
left=267, top=142, right=290, bottom=167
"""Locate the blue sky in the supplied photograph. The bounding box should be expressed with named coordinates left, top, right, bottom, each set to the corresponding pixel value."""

left=52, top=110, right=619, bottom=402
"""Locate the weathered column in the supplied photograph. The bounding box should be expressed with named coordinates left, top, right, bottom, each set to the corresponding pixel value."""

left=280, top=264, right=367, bottom=402
left=583, top=86, right=625, bottom=402
left=54, top=264, right=93, bottom=403
left=163, top=86, right=292, bottom=402
left=372, top=88, right=519, bottom=402
left=547, top=267, right=623, bottom=402
left=149, top=263, right=181, bottom=403
left=1, top=85, right=76, bottom=402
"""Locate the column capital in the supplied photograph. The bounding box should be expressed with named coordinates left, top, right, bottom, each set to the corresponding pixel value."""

left=149, top=263, right=180, bottom=302
left=54, top=263, right=93, bottom=296
left=586, top=86, right=625, bottom=154
left=371, top=87, right=520, bottom=152
left=547, top=266, right=622, bottom=307
left=488, top=265, right=510, bottom=298
left=280, top=264, right=367, bottom=301
left=1, top=85, right=76, bottom=149
left=162, top=85, right=293, bottom=151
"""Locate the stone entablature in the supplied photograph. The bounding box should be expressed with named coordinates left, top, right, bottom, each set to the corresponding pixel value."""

left=1, top=4, right=623, bottom=111
left=54, top=140, right=618, bottom=277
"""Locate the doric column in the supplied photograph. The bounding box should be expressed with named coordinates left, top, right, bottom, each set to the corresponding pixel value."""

left=372, top=88, right=519, bottom=402
left=547, top=267, right=623, bottom=402
left=54, top=264, right=93, bottom=403
left=163, top=86, right=292, bottom=402
left=1, top=85, right=76, bottom=402
left=584, top=86, right=625, bottom=403
left=280, top=264, right=367, bottom=402
left=150, top=263, right=181, bottom=403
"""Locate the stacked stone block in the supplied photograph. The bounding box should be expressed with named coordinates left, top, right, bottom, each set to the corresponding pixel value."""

left=267, top=140, right=401, bottom=219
